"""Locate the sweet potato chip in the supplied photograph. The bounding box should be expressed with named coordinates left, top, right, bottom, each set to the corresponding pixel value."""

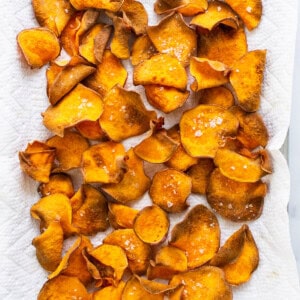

left=190, top=58, right=229, bottom=91
left=85, top=50, right=128, bottom=98
left=103, top=228, right=151, bottom=275
left=99, top=85, right=157, bottom=141
left=210, top=225, right=259, bottom=285
left=133, top=53, right=188, bottom=90
left=46, top=62, right=64, bottom=96
left=131, top=35, right=156, bottom=66
left=93, top=281, right=125, bottom=299
left=82, top=141, right=126, bottom=184
left=145, top=85, right=189, bottom=113
left=180, top=105, right=239, bottom=157
left=46, top=131, right=89, bottom=171
left=102, top=148, right=151, bottom=203
left=76, top=119, right=107, bottom=140
left=70, top=0, right=123, bottom=11
left=32, top=222, right=63, bottom=272
left=169, top=266, right=232, bottom=300
left=230, top=50, right=267, bottom=112
left=199, top=86, right=234, bottom=109
left=147, top=13, right=197, bottom=66
left=198, top=26, right=248, bottom=67
left=43, top=84, right=104, bottom=137
left=17, top=28, right=60, bottom=68
left=207, top=168, right=267, bottom=221
left=150, top=169, right=192, bottom=213
left=71, top=184, right=109, bottom=235
left=38, top=173, right=74, bottom=198
left=108, top=203, right=139, bottom=229
left=187, top=158, right=215, bottom=194
left=31, top=193, right=76, bottom=236
left=178, top=0, right=208, bottom=16
left=191, top=1, right=238, bottom=32
left=225, top=0, right=262, bottom=30
left=94, top=26, right=113, bottom=63
left=170, top=204, right=220, bottom=269
left=137, top=275, right=179, bottom=294
left=19, top=141, right=55, bottom=183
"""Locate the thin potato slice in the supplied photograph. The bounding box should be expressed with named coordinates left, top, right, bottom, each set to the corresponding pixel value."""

left=133, top=205, right=170, bottom=245
left=82, top=141, right=126, bottom=184
left=207, top=168, right=267, bottom=221
left=99, top=85, right=157, bottom=141
left=19, top=141, right=55, bottom=183
left=225, top=0, right=262, bottom=30
left=93, top=281, right=125, bottom=299
left=43, top=84, right=104, bottom=137
left=180, top=105, right=239, bottom=158
left=38, top=275, right=90, bottom=300
left=85, top=50, right=128, bottom=98
left=70, top=0, right=123, bottom=11
left=17, top=28, right=60, bottom=68
left=190, top=58, right=229, bottom=91
left=108, top=203, right=139, bottom=229
left=137, top=276, right=179, bottom=294
left=169, top=266, right=232, bottom=300
left=46, top=131, right=89, bottom=171
left=178, top=0, right=208, bottom=16
left=170, top=204, right=220, bottom=269
left=103, top=228, right=151, bottom=275
left=102, top=148, right=151, bottom=204
left=191, top=1, right=238, bottom=32
left=133, top=53, right=188, bottom=90
left=150, top=169, right=192, bottom=213
left=46, top=61, right=64, bottom=96
left=187, top=158, right=215, bottom=194
left=147, top=13, right=197, bottom=66
left=38, top=173, right=74, bottom=198
left=145, top=85, right=189, bottom=113
left=32, top=222, right=64, bottom=272
left=198, top=26, right=248, bottom=67
left=71, top=184, right=109, bottom=235
left=210, top=225, right=259, bottom=285
left=131, top=35, right=156, bottom=66
left=76, top=119, right=107, bottom=140
left=230, top=50, right=267, bottom=112
left=199, top=86, right=234, bottom=109
left=94, top=26, right=113, bottom=63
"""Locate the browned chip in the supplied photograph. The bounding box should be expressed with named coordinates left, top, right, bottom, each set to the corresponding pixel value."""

left=147, top=13, right=197, bottom=66
left=76, top=119, right=107, bottom=140
left=108, top=203, right=139, bottom=229
left=93, top=281, right=125, bottom=299
left=207, top=168, right=267, bottom=221
left=230, top=50, right=267, bottom=112
left=70, top=0, right=123, bottom=11
left=131, top=35, right=156, bottom=66
left=94, top=26, right=113, bottom=63
left=199, top=86, right=235, bottom=109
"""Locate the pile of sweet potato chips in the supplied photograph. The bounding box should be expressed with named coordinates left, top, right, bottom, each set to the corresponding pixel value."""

left=18, top=0, right=272, bottom=298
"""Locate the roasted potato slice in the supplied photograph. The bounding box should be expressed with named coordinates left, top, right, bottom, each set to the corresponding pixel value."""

left=131, top=34, right=156, bottom=66
left=108, top=203, right=139, bottom=229
left=70, top=0, right=123, bottom=11
left=199, top=86, right=234, bottom=109
left=93, top=281, right=125, bottom=299
left=76, top=119, right=107, bottom=140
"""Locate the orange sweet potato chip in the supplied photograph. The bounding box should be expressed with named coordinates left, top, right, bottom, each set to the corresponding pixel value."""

left=108, top=203, right=139, bottom=229
left=70, top=0, right=123, bottom=11
left=93, top=281, right=125, bottom=299
left=198, top=86, right=234, bottom=109
left=94, top=26, right=113, bottom=63
left=76, top=119, right=107, bottom=140
left=131, top=34, right=156, bottom=66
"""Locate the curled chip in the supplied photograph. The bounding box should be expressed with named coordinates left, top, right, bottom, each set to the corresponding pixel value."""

left=99, top=85, right=157, bottom=141
left=210, top=225, right=259, bottom=285
left=82, top=141, right=126, bottom=184
left=169, top=266, right=232, bottom=300
left=71, top=184, right=109, bottom=235
left=85, top=50, right=128, bottom=98
left=147, top=13, right=197, bottom=66
left=103, top=228, right=151, bottom=275
left=133, top=53, right=188, bottom=90
left=199, top=86, right=234, bottom=109
left=207, top=168, right=267, bottom=221
left=93, top=281, right=125, bottom=299
left=230, top=106, right=268, bottom=149
left=133, top=205, right=170, bottom=245
left=17, top=28, right=60, bottom=68
left=49, top=235, right=93, bottom=285
left=32, top=222, right=63, bottom=272
left=70, top=0, right=123, bottom=11
left=46, top=131, right=89, bottom=171
left=94, top=26, right=113, bottom=63
left=108, top=203, right=138, bottom=229
left=150, top=169, right=192, bottom=213
left=134, top=129, right=178, bottom=164
left=102, top=148, right=151, bottom=204
left=180, top=105, right=239, bottom=158
left=38, top=173, right=74, bottom=198
left=225, top=0, right=262, bottom=31
left=131, top=35, right=156, bottom=66
left=32, top=0, right=73, bottom=36
left=214, top=148, right=266, bottom=182
left=198, top=26, right=248, bottom=67
left=43, top=84, right=104, bottom=137
left=191, top=1, right=238, bottom=32
left=190, top=58, right=229, bottom=91
left=145, top=85, right=189, bottom=113
left=76, top=119, right=107, bottom=140
left=187, top=158, right=215, bottom=194
left=30, top=193, right=76, bottom=236
left=19, top=141, right=55, bottom=183
left=170, top=204, right=220, bottom=269
left=230, top=50, right=267, bottom=112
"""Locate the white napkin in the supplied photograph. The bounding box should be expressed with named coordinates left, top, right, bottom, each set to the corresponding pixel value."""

left=0, top=0, right=299, bottom=299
